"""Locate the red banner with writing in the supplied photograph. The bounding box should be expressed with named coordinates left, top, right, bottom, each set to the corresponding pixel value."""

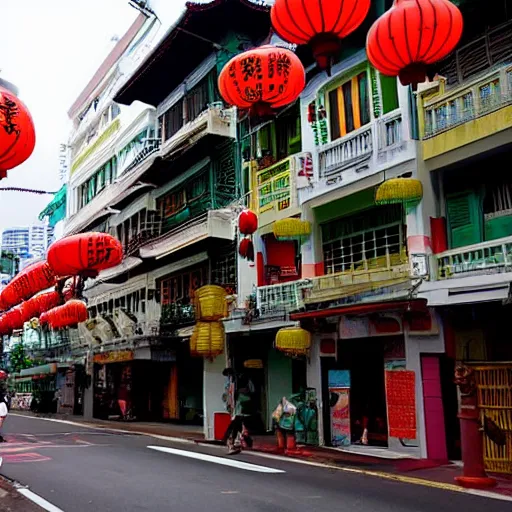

left=385, top=370, right=416, bottom=439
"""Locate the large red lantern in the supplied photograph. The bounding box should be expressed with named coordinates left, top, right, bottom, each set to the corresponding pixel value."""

left=47, top=300, right=88, bottom=329
left=47, top=232, right=123, bottom=278
left=271, top=0, right=370, bottom=74
left=238, top=210, right=258, bottom=236
left=218, top=45, right=305, bottom=118
left=0, top=87, right=36, bottom=178
left=4, top=307, right=24, bottom=331
left=366, top=0, right=463, bottom=87
left=35, top=291, right=62, bottom=315
left=0, top=261, right=55, bottom=309
left=239, top=238, right=255, bottom=262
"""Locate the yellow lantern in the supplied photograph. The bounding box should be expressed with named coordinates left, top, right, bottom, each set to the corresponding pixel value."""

left=375, top=178, right=423, bottom=209
left=190, top=321, right=225, bottom=358
left=273, top=218, right=311, bottom=241
left=194, top=285, right=228, bottom=321
left=275, top=327, right=311, bottom=357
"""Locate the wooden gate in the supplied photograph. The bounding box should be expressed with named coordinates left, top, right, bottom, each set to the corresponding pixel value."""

left=474, top=364, right=512, bottom=474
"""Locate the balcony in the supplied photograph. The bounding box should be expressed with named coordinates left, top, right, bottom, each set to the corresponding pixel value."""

left=159, top=303, right=195, bottom=336
left=376, top=110, right=407, bottom=165
left=160, top=104, right=236, bottom=160
left=420, top=64, right=512, bottom=161
left=436, top=236, right=512, bottom=280
left=304, top=255, right=411, bottom=306
left=139, top=209, right=235, bottom=260
left=256, top=280, right=311, bottom=318
left=255, top=152, right=312, bottom=228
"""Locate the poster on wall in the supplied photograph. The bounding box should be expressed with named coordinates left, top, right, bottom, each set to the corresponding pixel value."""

left=385, top=370, right=416, bottom=440
left=328, top=370, right=351, bottom=447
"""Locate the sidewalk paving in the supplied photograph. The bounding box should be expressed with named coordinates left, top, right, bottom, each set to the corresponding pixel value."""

left=11, top=411, right=512, bottom=499
left=0, top=476, right=43, bottom=511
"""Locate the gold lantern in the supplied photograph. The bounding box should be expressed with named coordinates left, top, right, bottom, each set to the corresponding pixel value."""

left=375, top=178, right=423, bottom=209
left=190, top=321, right=225, bottom=358
left=194, top=285, right=228, bottom=321
left=275, top=327, right=311, bottom=357
left=273, top=218, right=311, bottom=242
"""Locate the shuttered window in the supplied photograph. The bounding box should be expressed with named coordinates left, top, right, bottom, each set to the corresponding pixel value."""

left=446, top=191, right=483, bottom=248
left=328, top=72, right=371, bottom=141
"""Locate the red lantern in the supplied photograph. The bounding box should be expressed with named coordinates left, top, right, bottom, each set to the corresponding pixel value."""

left=366, top=0, right=463, bottom=87
left=238, top=210, right=258, bottom=236
left=0, top=261, right=55, bottom=310
left=271, top=0, right=370, bottom=73
left=35, top=291, right=61, bottom=315
left=39, top=311, right=49, bottom=326
left=0, top=370, right=7, bottom=380
left=0, top=87, right=36, bottom=178
left=47, top=232, right=123, bottom=278
left=218, top=45, right=305, bottom=118
left=47, top=300, right=88, bottom=329
left=4, top=307, right=24, bottom=331
left=19, top=299, right=40, bottom=323
left=239, top=238, right=255, bottom=261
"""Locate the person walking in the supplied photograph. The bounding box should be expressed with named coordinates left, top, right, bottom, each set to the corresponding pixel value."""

left=0, top=392, right=9, bottom=443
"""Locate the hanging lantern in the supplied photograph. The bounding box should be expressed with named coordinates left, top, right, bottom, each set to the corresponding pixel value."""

left=271, top=0, right=370, bottom=74
left=39, top=311, right=49, bottom=326
left=238, top=238, right=255, bottom=261
left=0, top=370, right=7, bottom=380
left=275, top=327, right=311, bottom=357
left=4, top=307, right=24, bottom=331
left=218, top=45, right=305, bottom=118
left=19, top=299, right=40, bottom=323
left=190, top=321, right=225, bottom=359
left=0, top=261, right=55, bottom=310
left=47, top=232, right=123, bottom=277
left=238, top=210, right=258, bottom=236
left=375, top=178, right=423, bottom=209
left=273, top=218, right=311, bottom=241
left=194, top=285, right=228, bottom=322
left=0, top=86, right=36, bottom=178
left=46, top=300, right=88, bottom=329
left=366, top=0, right=463, bottom=87
left=35, top=291, right=62, bottom=315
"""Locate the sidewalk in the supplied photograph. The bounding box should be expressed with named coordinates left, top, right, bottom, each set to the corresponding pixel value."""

left=0, top=476, right=44, bottom=511
left=12, top=411, right=512, bottom=499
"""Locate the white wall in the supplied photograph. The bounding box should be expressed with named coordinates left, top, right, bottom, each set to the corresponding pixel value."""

left=203, top=352, right=229, bottom=440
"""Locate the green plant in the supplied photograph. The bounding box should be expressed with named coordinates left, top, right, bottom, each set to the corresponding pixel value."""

left=9, top=343, right=33, bottom=373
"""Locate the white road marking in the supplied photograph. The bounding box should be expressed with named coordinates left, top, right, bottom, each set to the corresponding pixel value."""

left=147, top=446, right=285, bottom=474
left=17, top=488, right=65, bottom=512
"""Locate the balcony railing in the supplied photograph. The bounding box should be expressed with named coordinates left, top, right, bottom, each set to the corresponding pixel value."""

left=423, top=65, right=512, bottom=139
left=319, top=126, right=372, bottom=178
left=257, top=280, right=311, bottom=317
left=160, top=303, right=195, bottom=332
left=436, top=236, right=512, bottom=280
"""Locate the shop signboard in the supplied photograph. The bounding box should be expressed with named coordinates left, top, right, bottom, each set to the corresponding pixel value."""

left=93, top=350, right=134, bottom=365
left=328, top=370, right=351, bottom=447
left=151, top=349, right=176, bottom=362
left=385, top=370, right=416, bottom=440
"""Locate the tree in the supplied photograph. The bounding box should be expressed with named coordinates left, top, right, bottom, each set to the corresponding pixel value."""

left=9, top=342, right=33, bottom=373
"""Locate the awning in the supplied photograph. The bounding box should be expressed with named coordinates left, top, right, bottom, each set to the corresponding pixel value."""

left=96, top=257, right=142, bottom=282
left=20, top=363, right=58, bottom=377
left=290, top=299, right=428, bottom=321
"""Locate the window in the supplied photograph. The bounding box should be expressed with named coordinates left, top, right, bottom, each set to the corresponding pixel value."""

left=160, top=266, right=207, bottom=306
left=328, top=72, right=371, bottom=141
left=322, top=206, right=404, bottom=274
left=479, top=79, right=500, bottom=111
left=380, top=74, right=399, bottom=115
left=162, top=101, right=184, bottom=141
left=186, top=77, right=210, bottom=122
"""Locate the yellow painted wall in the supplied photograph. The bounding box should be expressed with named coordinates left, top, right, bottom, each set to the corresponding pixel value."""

left=423, top=105, right=512, bottom=160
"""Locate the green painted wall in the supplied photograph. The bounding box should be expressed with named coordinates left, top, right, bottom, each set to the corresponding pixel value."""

left=314, top=188, right=376, bottom=225
left=266, top=349, right=293, bottom=430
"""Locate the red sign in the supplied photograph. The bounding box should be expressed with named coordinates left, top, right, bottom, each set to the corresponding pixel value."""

left=385, top=370, right=416, bottom=439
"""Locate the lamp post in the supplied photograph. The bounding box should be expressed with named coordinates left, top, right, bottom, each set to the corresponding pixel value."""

left=454, top=365, right=496, bottom=489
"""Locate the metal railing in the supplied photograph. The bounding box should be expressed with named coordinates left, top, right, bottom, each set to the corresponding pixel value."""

left=256, top=280, right=310, bottom=317
left=436, top=236, right=512, bottom=280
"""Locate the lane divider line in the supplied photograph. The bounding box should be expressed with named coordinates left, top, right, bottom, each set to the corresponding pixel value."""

left=17, top=488, right=65, bottom=512
left=147, top=446, right=285, bottom=474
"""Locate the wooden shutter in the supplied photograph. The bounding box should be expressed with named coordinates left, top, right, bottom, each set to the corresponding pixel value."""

left=446, top=191, right=483, bottom=248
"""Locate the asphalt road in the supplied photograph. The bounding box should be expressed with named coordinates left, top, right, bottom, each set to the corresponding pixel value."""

left=0, top=414, right=507, bottom=512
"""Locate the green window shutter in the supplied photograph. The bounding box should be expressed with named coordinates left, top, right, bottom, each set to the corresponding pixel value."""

left=446, top=191, right=483, bottom=248
left=380, top=74, right=399, bottom=114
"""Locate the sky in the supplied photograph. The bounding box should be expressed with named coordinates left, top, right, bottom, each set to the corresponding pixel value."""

left=0, top=0, right=189, bottom=231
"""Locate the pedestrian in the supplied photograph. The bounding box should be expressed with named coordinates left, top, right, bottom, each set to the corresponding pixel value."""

left=222, top=368, right=254, bottom=455
left=0, top=392, right=9, bottom=443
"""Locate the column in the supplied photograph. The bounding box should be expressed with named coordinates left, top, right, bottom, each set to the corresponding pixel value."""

left=202, top=352, right=228, bottom=440
left=306, top=334, right=324, bottom=446
left=301, top=204, right=323, bottom=278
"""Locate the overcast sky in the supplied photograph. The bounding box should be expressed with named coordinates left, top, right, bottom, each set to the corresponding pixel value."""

left=0, top=0, right=192, bottom=231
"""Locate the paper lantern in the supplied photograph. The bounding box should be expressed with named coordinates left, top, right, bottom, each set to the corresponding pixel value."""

left=0, top=86, right=36, bottom=178
left=47, top=232, right=123, bottom=277
left=366, top=0, right=463, bottom=87
left=0, top=261, right=55, bottom=309
left=238, top=238, right=254, bottom=261
left=275, top=327, right=311, bottom=356
left=46, top=300, right=88, bottom=329
left=190, top=321, right=225, bottom=359
left=273, top=218, right=311, bottom=241
left=4, top=307, right=24, bottom=331
left=238, top=210, right=258, bottom=236
left=271, top=0, right=370, bottom=73
left=375, top=178, right=423, bottom=208
left=218, top=45, right=305, bottom=118
left=0, top=370, right=7, bottom=380
left=194, top=285, right=228, bottom=322
left=35, top=291, right=62, bottom=315
left=39, top=311, right=49, bottom=326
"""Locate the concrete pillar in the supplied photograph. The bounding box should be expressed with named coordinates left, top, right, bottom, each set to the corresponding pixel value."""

left=203, top=352, right=228, bottom=440
left=306, top=335, right=324, bottom=446
left=301, top=204, right=323, bottom=278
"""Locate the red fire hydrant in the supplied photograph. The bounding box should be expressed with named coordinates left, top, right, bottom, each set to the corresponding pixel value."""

left=454, top=365, right=496, bottom=489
